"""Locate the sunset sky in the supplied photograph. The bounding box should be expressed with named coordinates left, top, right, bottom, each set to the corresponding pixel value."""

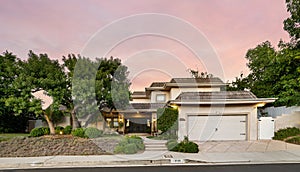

left=0, top=0, right=291, bottom=91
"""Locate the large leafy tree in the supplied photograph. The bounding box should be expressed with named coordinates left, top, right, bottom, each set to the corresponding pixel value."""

left=0, top=51, right=28, bottom=132
left=229, top=0, right=300, bottom=106
left=6, top=51, right=68, bottom=134
left=284, top=0, right=300, bottom=46
left=63, top=55, right=131, bottom=127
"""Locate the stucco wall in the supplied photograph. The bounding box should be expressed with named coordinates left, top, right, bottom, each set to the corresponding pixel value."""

left=150, top=91, right=170, bottom=103
left=130, top=98, right=151, bottom=103
left=177, top=104, right=258, bottom=141
left=274, top=112, right=300, bottom=131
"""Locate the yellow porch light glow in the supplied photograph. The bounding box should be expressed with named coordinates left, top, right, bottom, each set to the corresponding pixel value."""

left=170, top=105, right=178, bottom=109
left=59, top=131, right=63, bottom=135
left=256, top=102, right=266, bottom=107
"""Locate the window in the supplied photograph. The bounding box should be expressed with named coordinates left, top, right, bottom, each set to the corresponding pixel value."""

left=156, top=94, right=166, bottom=102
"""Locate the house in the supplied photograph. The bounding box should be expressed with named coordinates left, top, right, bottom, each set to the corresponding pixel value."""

left=103, top=77, right=276, bottom=141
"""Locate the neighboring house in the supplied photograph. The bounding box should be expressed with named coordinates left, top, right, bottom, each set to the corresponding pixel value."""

left=103, top=77, right=276, bottom=141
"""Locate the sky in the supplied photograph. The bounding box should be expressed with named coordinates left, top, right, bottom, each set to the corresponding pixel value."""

left=0, top=0, right=291, bottom=91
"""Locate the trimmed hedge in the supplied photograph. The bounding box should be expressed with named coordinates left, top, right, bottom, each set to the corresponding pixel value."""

left=157, top=108, right=178, bottom=133
left=114, top=136, right=145, bottom=154
left=273, top=127, right=300, bottom=140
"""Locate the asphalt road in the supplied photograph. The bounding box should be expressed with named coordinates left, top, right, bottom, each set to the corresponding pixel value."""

left=2, top=164, right=300, bottom=172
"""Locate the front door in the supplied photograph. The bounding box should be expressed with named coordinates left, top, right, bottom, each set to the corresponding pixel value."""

left=125, top=113, right=151, bottom=133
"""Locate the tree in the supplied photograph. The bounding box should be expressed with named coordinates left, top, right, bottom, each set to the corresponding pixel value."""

left=188, top=68, right=213, bottom=78
left=63, top=55, right=131, bottom=128
left=0, top=51, right=28, bottom=132
left=6, top=51, right=68, bottom=134
left=284, top=0, right=300, bottom=46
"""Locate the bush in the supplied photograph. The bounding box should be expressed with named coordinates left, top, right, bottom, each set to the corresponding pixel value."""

left=30, top=127, right=50, bottom=137
left=63, top=125, right=72, bottom=135
left=71, top=128, right=86, bottom=138
left=285, top=136, right=300, bottom=145
left=55, top=126, right=64, bottom=134
left=166, top=139, right=178, bottom=150
left=84, top=127, right=103, bottom=138
left=124, top=143, right=138, bottom=154
left=114, top=136, right=145, bottom=154
left=157, top=108, right=178, bottom=133
left=169, top=137, right=199, bottom=153
left=273, top=127, right=300, bottom=140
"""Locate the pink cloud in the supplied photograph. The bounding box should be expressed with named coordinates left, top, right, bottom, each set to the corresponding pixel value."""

left=0, top=0, right=291, bottom=89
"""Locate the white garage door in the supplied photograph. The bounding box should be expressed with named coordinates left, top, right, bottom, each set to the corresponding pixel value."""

left=188, top=115, right=247, bottom=141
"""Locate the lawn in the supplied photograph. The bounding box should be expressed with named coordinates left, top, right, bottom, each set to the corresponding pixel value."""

left=0, top=133, right=29, bottom=142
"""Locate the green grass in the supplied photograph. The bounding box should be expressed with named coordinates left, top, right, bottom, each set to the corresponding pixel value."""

left=0, top=133, right=29, bottom=142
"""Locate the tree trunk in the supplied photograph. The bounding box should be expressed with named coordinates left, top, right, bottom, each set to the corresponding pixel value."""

left=71, top=109, right=80, bottom=129
left=44, top=114, right=55, bottom=135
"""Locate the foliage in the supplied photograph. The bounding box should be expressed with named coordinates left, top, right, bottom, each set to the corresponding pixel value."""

left=4, top=51, right=68, bottom=134
left=55, top=126, right=64, bottom=134
left=157, top=108, right=178, bottom=133
left=285, top=136, right=300, bottom=145
left=64, top=55, right=131, bottom=128
left=188, top=69, right=213, bottom=78
left=84, top=127, right=103, bottom=138
left=166, top=139, right=178, bottom=150
left=228, top=1, right=300, bottom=107
left=273, top=127, right=300, bottom=140
left=114, top=136, right=144, bottom=154
left=71, top=128, right=86, bottom=138
left=284, top=0, right=300, bottom=46
left=168, top=137, right=199, bottom=153
left=30, top=127, right=50, bottom=137
left=63, top=125, right=72, bottom=135
left=0, top=51, right=28, bottom=133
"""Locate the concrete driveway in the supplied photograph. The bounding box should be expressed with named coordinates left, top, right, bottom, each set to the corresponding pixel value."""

left=197, top=140, right=300, bottom=153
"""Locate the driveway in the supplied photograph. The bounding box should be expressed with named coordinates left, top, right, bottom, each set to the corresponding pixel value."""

left=196, top=140, right=300, bottom=153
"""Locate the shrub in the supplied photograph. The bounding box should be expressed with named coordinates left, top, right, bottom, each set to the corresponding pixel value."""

left=63, top=125, right=72, bottom=135
left=84, top=127, right=103, bottom=138
left=169, top=137, right=199, bottom=153
left=157, top=108, right=178, bottom=133
left=285, top=136, right=300, bottom=145
left=71, top=128, right=86, bottom=138
left=55, top=126, right=64, bottom=134
left=166, top=139, right=178, bottom=150
left=273, top=127, right=300, bottom=140
left=30, top=127, right=49, bottom=137
left=114, top=136, right=145, bottom=154
left=124, top=143, right=138, bottom=154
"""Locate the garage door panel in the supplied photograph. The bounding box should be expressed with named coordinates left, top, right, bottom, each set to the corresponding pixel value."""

left=188, top=115, right=246, bottom=141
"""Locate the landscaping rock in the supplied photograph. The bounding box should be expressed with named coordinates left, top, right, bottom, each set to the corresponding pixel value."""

left=0, top=135, right=117, bottom=157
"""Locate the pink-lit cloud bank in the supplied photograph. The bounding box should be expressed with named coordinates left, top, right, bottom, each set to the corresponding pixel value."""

left=0, top=0, right=290, bottom=91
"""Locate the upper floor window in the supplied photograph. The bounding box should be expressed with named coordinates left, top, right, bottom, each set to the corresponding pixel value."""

left=156, top=94, right=166, bottom=102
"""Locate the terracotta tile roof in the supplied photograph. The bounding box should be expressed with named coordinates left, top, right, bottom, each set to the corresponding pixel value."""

left=174, top=91, right=257, bottom=102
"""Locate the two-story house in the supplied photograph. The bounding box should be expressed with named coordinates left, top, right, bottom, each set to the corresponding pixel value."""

left=104, top=77, right=275, bottom=141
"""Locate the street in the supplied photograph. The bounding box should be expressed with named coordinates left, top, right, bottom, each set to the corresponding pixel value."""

left=3, top=163, right=300, bottom=172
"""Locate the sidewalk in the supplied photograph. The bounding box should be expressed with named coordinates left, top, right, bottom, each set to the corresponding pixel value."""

left=0, top=140, right=300, bottom=169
